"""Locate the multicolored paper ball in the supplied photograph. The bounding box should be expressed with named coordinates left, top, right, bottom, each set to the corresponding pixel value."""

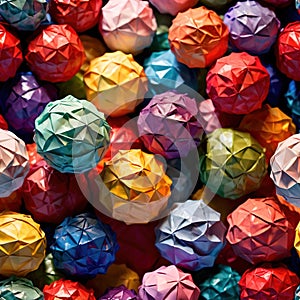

left=34, top=95, right=111, bottom=173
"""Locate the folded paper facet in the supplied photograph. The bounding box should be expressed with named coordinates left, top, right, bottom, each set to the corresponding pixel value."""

left=84, top=51, right=147, bottom=117
left=276, top=21, right=300, bottom=81
left=224, top=1, right=280, bottom=55
left=0, top=25, right=23, bottom=82
left=296, top=285, right=300, bottom=299
left=206, top=52, right=270, bottom=114
left=0, top=129, right=29, bottom=197
left=149, top=0, right=197, bottom=16
left=226, top=197, right=294, bottom=264
left=99, top=285, right=138, bottom=300
left=155, top=200, right=226, bottom=271
left=138, top=265, right=200, bottom=300
left=198, top=128, right=267, bottom=199
left=168, top=6, right=228, bottom=68
left=50, top=213, right=118, bottom=277
left=49, top=0, right=102, bottom=32
left=0, top=211, right=46, bottom=277
left=239, top=263, right=300, bottom=299
left=137, top=91, right=203, bottom=159
left=34, top=95, right=111, bottom=173
left=25, top=24, right=85, bottom=83
left=99, top=0, right=157, bottom=55
left=43, top=279, right=96, bottom=300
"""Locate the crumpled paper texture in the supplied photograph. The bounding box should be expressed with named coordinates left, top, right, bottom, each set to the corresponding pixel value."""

left=276, top=21, right=300, bottom=81
left=149, top=0, right=198, bottom=16
left=98, top=149, right=172, bottom=224
left=143, top=50, right=199, bottom=97
left=3, top=72, right=57, bottom=138
left=25, top=24, right=85, bottom=83
left=206, top=52, right=270, bottom=114
left=0, top=0, right=48, bottom=31
left=155, top=200, right=226, bottom=271
left=99, top=0, right=157, bottom=55
left=22, top=159, right=87, bottom=224
left=43, top=279, right=96, bottom=300
left=50, top=213, right=119, bottom=277
left=238, top=104, right=296, bottom=162
left=138, top=265, right=200, bottom=300
left=84, top=51, right=147, bottom=117
left=239, top=263, right=300, bottom=299
left=0, top=129, right=29, bottom=197
left=0, top=25, right=23, bottom=82
left=0, top=277, right=43, bottom=300
left=270, top=134, right=300, bottom=207
left=168, top=6, right=228, bottom=68
left=223, top=0, right=280, bottom=55
left=49, top=0, right=102, bottom=33
left=137, top=90, right=203, bottom=159
left=99, top=285, right=138, bottom=300
left=198, top=128, right=267, bottom=199
left=196, top=265, right=241, bottom=300
left=0, top=211, right=46, bottom=277
left=34, top=95, right=111, bottom=174
left=295, top=222, right=300, bottom=258
left=226, top=197, right=295, bottom=264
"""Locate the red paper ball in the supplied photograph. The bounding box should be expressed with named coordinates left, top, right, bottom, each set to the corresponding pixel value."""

left=26, top=143, right=43, bottom=166
left=206, top=52, right=270, bottom=114
left=49, top=0, right=102, bottom=32
left=276, top=21, right=300, bottom=81
left=0, top=24, right=23, bottom=82
left=25, top=24, right=85, bottom=83
left=0, top=114, right=8, bottom=130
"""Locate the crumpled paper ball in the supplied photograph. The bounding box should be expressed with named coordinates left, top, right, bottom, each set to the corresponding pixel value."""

left=25, top=24, right=85, bottom=83
left=99, top=285, right=138, bottom=300
left=0, top=277, right=43, bottom=300
left=0, top=0, right=47, bottom=31
left=0, top=129, right=29, bottom=197
left=34, top=95, right=111, bottom=173
left=168, top=6, right=229, bottom=68
left=239, top=263, right=300, bottom=299
left=276, top=21, right=300, bottom=81
left=2, top=72, right=57, bottom=139
left=99, top=0, right=157, bottom=55
left=270, top=134, right=300, bottom=207
left=96, top=149, right=172, bottom=224
left=49, top=0, right=102, bottom=32
left=84, top=51, right=148, bottom=117
left=199, top=0, right=233, bottom=10
left=0, top=211, right=46, bottom=277
left=295, top=222, right=300, bottom=258
left=0, top=25, right=23, bottom=82
left=155, top=200, right=227, bottom=271
left=195, top=265, right=241, bottom=300
left=22, top=159, right=87, bottom=224
left=50, top=212, right=119, bottom=277
left=206, top=52, right=270, bottom=114
left=226, top=197, right=295, bottom=264
left=138, top=265, right=200, bottom=300
left=223, top=1, right=280, bottom=55
left=43, top=279, right=96, bottom=300
left=143, top=50, right=199, bottom=97
left=149, top=0, right=198, bottom=16
left=137, top=90, right=203, bottom=159
left=26, top=143, right=43, bottom=166
left=238, top=104, right=296, bottom=162
left=199, top=128, right=267, bottom=199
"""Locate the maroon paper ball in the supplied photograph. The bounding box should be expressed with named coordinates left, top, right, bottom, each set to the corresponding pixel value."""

left=25, top=24, right=85, bottom=83
left=276, top=21, right=300, bottom=81
left=206, top=52, right=270, bottom=115
left=0, top=24, right=23, bottom=82
left=22, top=159, right=87, bottom=224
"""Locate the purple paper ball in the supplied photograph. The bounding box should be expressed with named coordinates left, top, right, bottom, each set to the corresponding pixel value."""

left=98, top=285, right=138, bottom=300
left=224, top=0, right=280, bottom=55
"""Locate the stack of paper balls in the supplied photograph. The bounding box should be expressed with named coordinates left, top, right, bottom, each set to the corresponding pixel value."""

left=0, top=0, right=300, bottom=298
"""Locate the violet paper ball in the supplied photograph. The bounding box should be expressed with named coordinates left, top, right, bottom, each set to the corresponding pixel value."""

left=50, top=213, right=119, bottom=277
left=99, top=285, right=138, bottom=300
left=137, top=91, right=203, bottom=159
left=155, top=200, right=227, bottom=271
left=224, top=0, right=280, bottom=55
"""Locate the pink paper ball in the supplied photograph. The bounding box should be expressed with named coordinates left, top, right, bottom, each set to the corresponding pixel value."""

left=149, top=0, right=198, bottom=16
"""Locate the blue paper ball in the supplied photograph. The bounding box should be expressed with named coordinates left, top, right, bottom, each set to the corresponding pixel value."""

left=285, top=80, right=300, bottom=131
left=50, top=213, right=119, bottom=277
